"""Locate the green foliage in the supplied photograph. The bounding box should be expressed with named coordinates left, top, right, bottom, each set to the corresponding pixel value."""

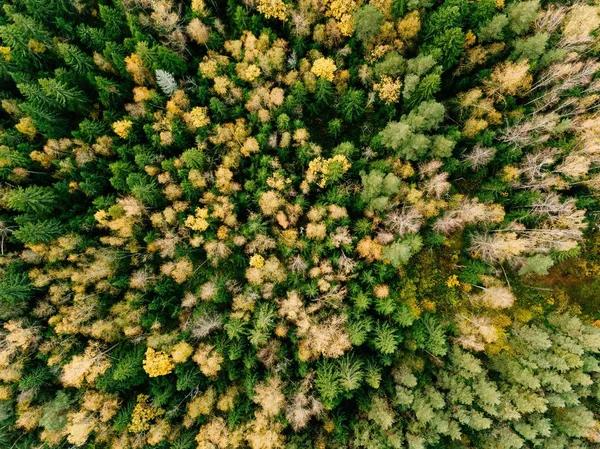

left=360, top=169, right=401, bottom=211
left=354, top=5, right=385, bottom=42
left=339, top=88, right=365, bottom=122
left=478, top=14, right=509, bottom=42
left=382, top=234, right=423, bottom=267
left=511, top=32, right=548, bottom=62
left=380, top=101, right=449, bottom=160
left=126, top=173, right=162, bottom=206
left=4, top=186, right=57, bottom=214
left=518, top=254, right=554, bottom=276
left=337, top=354, right=364, bottom=391
left=507, top=0, right=540, bottom=35
left=55, top=42, right=94, bottom=75
left=0, top=270, right=31, bottom=317
left=373, top=52, right=406, bottom=79
left=104, top=345, right=146, bottom=390
left=12, top=219, right=62, bottom=243
left=39, top=391, right=72, bottom=431
left=316, top=359, right=341, bottom=408
left=38, top=77, right=88, bottom=111
left=373, top=322, right=400, bottom=355
left=413, top=314, right=447, bottom=356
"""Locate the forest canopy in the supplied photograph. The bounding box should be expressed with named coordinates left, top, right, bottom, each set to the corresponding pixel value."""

left=1, top=0, right=600, bottom=448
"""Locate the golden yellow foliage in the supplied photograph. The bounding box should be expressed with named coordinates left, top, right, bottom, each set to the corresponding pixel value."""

left=61, top=342, right=111, bottom=388
left=249, top=254, right=265, bottom=268
left=462, top=118, right=488, bottom=138
left=373, top=76, right=402, bottom=104
left=241, top=136, right=260, bottom=156
left=15, top=117, right=37, bottom=139
left=217, top=386, right=239, bottom=412
left=125, top=53, right=152, bottom=85
left=16, top=402, right=42, bottom=431
left=185, top=207, right=210, bottom=231
left=305, top=155, right=351, bottom=188
left=66, top=411, right=97, bottom=446
left=143, top=347, right=175, bottom=377
left=464, top=30, right=476, bottom=47
left=0, top=46, right=11, bottom=61
left=323, top=0, right=358, bottom=36
left=0, top=385, right=12, bottom=400
left=374, top=284, right=390, bottom=298
left=183, top=106, right=210, bottom=131
left=196, top=416, right=242, bottom=449
left=397, top=10, right=421, bottom=41
left=311, top=58, right=337, bottom=81
left=562, top=4, right=600, bottom=42
left=256, top=0, right=288, bottom=21
left=82, top=390, right=120, bottom=422
left=128, top=394, right=165, bottom=433
left=187, top=387, right=216, bottom=423
left=187, top=17, right=211, bottom=44
left=112, top=120, right=133, bottom=139
left=191, top=0, right=206, bottom=14
left=27, top=39, right=46, bottom=53
left=446, top=274, right=460, bottom=288
left=306, top=222, right=327, bottom=240
left=245, top=410, right=285, bottom=449
left=160, top=257, right=194, bottom=283
left=502, top=165, right=520, bottom=182
left=259, top=190, right=285, bottom=215
left=487, top=60, right=532, bottom=97
left=237, top=62, right=262, bottom=82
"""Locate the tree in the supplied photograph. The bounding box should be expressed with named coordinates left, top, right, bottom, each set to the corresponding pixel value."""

left=507, top=0, right=540, bottom=35
left=373, top=321, right=400, bottom=355
left=413, top=314, right=447, bottom=356
left=12, top=219, right=62, bottom=244
left=0, top=269, right=32, bottom=318
left=373, top=52, right=406, bottom=78
left=478, top=14, right=508, bottom=42
left=511, top=33, right=548, bottom=62
left=155, top=69, right=177, bottom=96
left=39, top=391, right=72, bottom=431
left=339, top=88, right=365, bottom=122
left=380, top=101, right=448, bottom=160
left=518, top=255, right=554, bottom=276
left=381, top=235, right=423, bottom=267
left=4, top=186, right=56, bottom=214
left=354, top=5, right=384, bottom=41
left=315, top=359, right=341, bottom=408
left=360, top=169, right=402, bottom=210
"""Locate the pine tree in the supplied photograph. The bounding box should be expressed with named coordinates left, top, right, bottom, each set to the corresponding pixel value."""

left=155, top=69, right=177, bottom=96
left=339, top=88, right=365, bottom=123
left=56, top=42, right=94, bottom=75
left=0, top=269, right=31, bottom=317
left=373, top=322, right=400, bottom=355
left=4, top=186, right=57, bottom=214
left=38, top=77, right=88, bottom=112
left=337, top=354, right=364, bottom=391
left=12, top=218, right=62, bottom=243
left=315, top=359, right=342, bottom=408
left=414, top=314, right=447, bottom=356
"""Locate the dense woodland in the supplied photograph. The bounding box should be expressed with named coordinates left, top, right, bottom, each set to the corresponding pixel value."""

left=1, top=0, right=600, bottom=448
